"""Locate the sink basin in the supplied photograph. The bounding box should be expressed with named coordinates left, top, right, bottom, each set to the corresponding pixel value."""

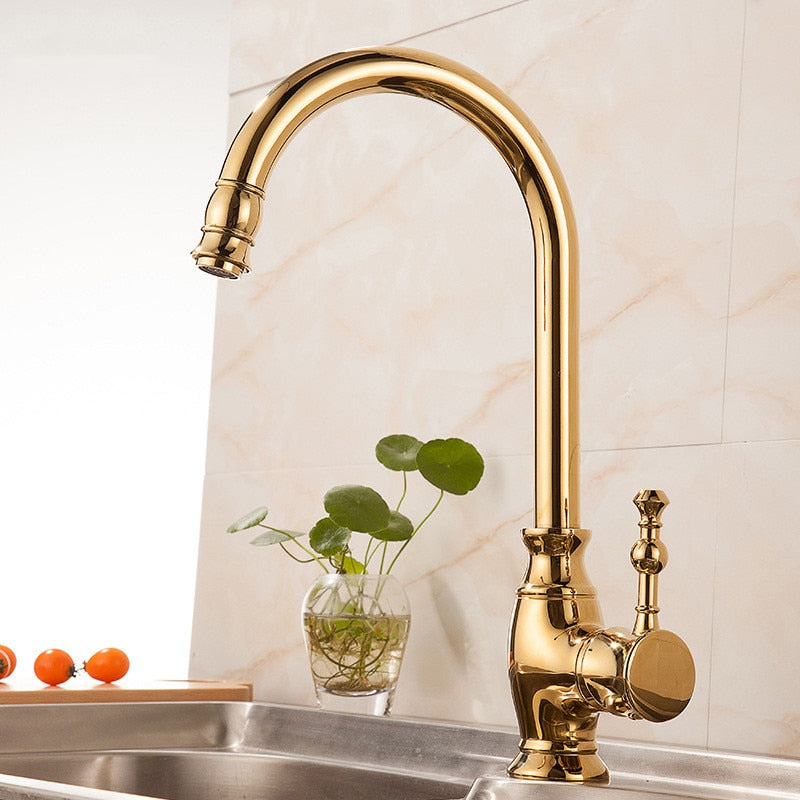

left=0, top=702, right=796, bottom=800
left=0, top=701, right=495, bottom=800
left=0, top=750, right=466, bottom=800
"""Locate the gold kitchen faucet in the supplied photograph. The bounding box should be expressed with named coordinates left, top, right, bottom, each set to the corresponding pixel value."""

left=192, top=47, right=695, bottom=783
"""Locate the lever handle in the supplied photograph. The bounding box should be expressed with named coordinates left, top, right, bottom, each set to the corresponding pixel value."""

left=626, top=489, right=695, bottom=721
left=576, top=489, right=695, bottom=723
left=630, top=489, right=669, bottom=636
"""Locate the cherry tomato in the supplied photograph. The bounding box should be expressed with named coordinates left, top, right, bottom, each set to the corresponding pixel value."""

left=0, top=645, right=16, bottom=680
left=34, top=649, right=76, bottom=686
left=85, top=647, right=129, bottom=683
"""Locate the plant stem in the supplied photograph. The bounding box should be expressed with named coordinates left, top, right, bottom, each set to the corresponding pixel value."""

left=379, top=540, right=388, bottom=574
left=363, top=537, right=378, bottom=571
left=385, top=489, right=444, bottom=574
left=278, top=542, right=317, bottom=564
left=378, top=472, right=409, bottom=574
left=395, top=472, right=408, bottom=511
left=261, top=524, right=330, bottom=573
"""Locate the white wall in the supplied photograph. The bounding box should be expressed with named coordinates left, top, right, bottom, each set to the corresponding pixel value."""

left=0, top=1, right=230, bottom=680
left=190, top=0, right=800, bottom=761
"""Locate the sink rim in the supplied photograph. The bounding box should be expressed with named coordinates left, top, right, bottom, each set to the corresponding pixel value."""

left=0, top=701, right=797, bottom=800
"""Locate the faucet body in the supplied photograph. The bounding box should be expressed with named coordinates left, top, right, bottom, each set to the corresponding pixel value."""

left=193, top=47, right=694, bottom=783
left=508, top=491, right=694, bottom=782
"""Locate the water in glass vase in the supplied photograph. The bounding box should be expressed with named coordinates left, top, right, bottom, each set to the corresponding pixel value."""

left=303, top=611, right=411, bottom=716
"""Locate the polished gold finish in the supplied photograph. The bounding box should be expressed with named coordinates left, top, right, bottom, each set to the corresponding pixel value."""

left=508, top=526, right=610, bottom=783
left=193, top=46, right=579, bottom=531
left=193, top=46, right=694, bottom=783
left=631, top=488, right=669, bottom=636
left=508, top=493, right=694, bottom=783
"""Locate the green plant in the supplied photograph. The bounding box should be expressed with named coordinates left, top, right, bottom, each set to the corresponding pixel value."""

left=228, top=434, right=484, bottom=574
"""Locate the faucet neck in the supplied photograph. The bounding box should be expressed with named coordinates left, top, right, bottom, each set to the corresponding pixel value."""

left=192, top=46, right=581, bottom=529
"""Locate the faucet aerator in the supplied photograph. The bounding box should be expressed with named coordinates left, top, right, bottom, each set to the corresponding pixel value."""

left=196, top=260, right=243, bottom=279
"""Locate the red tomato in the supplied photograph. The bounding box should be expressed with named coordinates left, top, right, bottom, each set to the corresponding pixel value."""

left=0, top=645, right=16, bottom=680
left=34, top=649, right=76, bottom=686
left=85, top=648, right=129, bottom=683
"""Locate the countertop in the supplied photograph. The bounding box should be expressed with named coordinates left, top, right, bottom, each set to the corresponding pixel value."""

left=0, top=679, right=252, bottom=704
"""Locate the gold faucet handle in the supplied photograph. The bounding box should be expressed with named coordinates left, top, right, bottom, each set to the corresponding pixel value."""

left=630, top=489, right=669, bottom=635
left=625, top=489, right=695, bottom=721
left=625, top=629, right=695, bottom=722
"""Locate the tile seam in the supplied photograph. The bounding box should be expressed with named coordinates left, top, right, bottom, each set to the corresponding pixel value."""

left=229, top=0, right=530, bottom=98
left=718, top=1, right=749, bottom=447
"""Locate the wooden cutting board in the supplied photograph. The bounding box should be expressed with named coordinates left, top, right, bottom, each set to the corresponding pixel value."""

left=0, top=679, right=252, bottom=704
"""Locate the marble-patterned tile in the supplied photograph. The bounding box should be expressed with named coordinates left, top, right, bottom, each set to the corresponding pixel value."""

left=393, top=453, right=535, bottom=724
left=709, top=440, right=800, bottom=758
left=205, top=85, right=533, bottom=476
left=193, top=443, right=718, bottom=737
left=192, top=454, right=537, bottom=726
left=206, top=0, right=744, bottom=486
left=580, top=444, right=720, bottom=749
left=190, top=470, right=321, bottom=707
left=229, top=0, right=522, bottom=92
left=400, top=0, right=742, bottom=451
left=723, top=0, right=800, bottom=443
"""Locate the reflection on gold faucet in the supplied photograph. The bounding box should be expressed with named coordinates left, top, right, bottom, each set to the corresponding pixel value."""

left=192, top=46, right=694, bottom=784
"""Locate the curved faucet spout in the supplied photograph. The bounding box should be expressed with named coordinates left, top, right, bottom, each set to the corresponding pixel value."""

left=192, top=46, right=580, bottom=531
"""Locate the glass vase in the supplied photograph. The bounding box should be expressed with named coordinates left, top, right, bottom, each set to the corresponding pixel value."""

left=302, top=572, right=410, bottom=716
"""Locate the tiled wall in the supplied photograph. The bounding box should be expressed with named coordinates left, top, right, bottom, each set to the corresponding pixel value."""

left=190, top=0, right=800, bottom=759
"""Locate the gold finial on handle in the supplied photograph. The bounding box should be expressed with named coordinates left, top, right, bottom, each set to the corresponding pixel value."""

left=633, top=488, right=669, bottom=526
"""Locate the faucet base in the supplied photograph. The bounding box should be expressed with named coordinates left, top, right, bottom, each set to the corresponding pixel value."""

left=507, top=747, right=609, bottom=784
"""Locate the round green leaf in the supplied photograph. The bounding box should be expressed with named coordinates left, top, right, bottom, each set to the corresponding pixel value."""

left=375, top=434, right=423, bottom=471
left=309, top=517, right=351, bottom=556
left=417, top=438, right=484, bottom=495
left=227, top=506, right=268, bottom=533
left=370, top=511, right=414, bottom=542
left=324, top=485, right=391, bottom=532
left=249, top=529, right=292, bottom=546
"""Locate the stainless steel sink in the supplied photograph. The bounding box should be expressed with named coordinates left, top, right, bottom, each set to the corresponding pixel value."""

left=0, top=702, right=491, bottom=800
left=0, top=751, right=466, bottom=800
left=0, top=702, right=796, bottom=800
